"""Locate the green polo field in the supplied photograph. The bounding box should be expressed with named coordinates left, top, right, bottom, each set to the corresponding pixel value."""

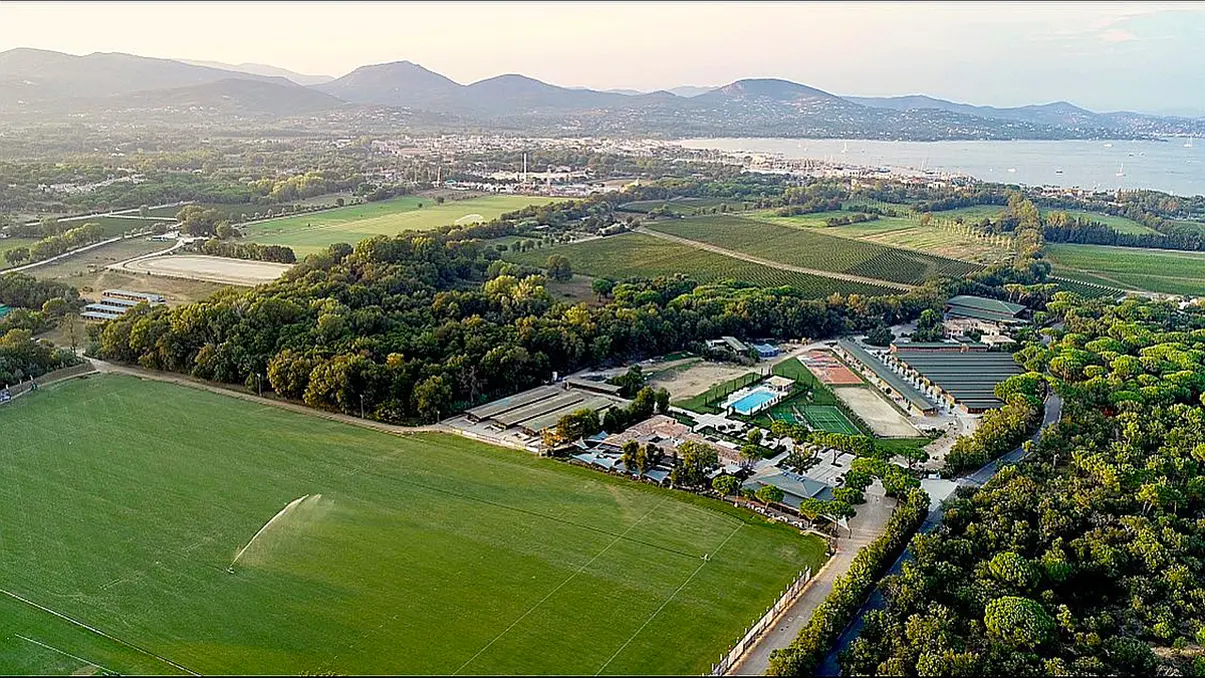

left=241, top=194, right=565, bottom=255
left=0, top=374, right=825, bottom=675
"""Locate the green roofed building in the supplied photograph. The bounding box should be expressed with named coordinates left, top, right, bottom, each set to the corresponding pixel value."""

left=944, top=295, right=1028, bottom=323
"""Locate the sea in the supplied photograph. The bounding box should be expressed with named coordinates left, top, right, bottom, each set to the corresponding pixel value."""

left=676, top=138, right=1205, bottom=198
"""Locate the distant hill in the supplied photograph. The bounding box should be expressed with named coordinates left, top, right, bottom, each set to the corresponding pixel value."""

left=315, top=60, right=461, bottom=106
left=0, top=48, right=277, bottom=106
left=3, top=47, right=1200, bottom=138
left=177, top=58, right=334, bottom=86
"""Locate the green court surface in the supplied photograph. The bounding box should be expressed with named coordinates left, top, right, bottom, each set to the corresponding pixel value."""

left=242, top=194, right=564, bottom=255
left=800, top=405, right=861, bottom=435
left=0, top=374, right=825, bottom=675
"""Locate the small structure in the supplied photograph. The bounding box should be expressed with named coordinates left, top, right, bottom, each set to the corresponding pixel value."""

left=945, top=295, right=1028, bottom=324
left=722, top=336, right=749, bottom=353
left=764, top=375, right=796, bottom=394
left=751, top=342, right=780, bottom=359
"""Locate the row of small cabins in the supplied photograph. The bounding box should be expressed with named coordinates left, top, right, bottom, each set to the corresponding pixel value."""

left=81, top=289, right=166, bottom=322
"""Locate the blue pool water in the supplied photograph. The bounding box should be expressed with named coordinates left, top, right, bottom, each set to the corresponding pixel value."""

left=730, top=389, right=777, bottom=415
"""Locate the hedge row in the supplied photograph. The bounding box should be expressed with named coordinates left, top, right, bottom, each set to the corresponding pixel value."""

left=767, top=487, right=930, bottom=676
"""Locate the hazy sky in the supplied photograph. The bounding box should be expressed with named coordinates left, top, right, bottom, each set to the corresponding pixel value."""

left=4, top=1, right=1205, bottom=113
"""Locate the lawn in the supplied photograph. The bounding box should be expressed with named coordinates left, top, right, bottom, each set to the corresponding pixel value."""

left=0, top=374, right=825, bottom=675
left=646, top=215, right=980, bottom=285
left=508, top=233, right=899, bottom=298
left=1046, top=243, right=1205, bottom=296
left=242, top=195, right=565, bottom=256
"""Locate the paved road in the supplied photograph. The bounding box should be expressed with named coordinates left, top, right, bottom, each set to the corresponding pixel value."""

left=728, top=493, right=896, bottom=676
left=634, top=227, right=914, bottom=292
left=816, top=392, right=1063, bottom=675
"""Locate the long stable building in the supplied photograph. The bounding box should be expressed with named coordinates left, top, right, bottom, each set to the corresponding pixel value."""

left=889, top=350, right=1024, bottom=413
left=464, top=383, right=625, bottom=436
left=835, top=338, right=938, bottom=416
left=81, top=289, right=167, bottom=322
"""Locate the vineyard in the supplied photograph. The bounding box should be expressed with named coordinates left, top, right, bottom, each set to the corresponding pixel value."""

left=506, top=233, right=899, bottom=297
left=1046, top=243, right=1205, bottom=296
left=617, top=197, right=738, bottom=215
left=646, top=216, right=982, bottom=285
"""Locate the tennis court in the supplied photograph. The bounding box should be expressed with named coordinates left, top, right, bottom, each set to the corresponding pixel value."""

left=800, top=405, right=861, bottom=435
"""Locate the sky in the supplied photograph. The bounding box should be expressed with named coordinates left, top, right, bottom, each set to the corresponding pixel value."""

left=3, top=1, right=1205, bottom=114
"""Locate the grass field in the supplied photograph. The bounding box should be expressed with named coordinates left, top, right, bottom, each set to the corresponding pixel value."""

left=0, top=375, right=825, bottom=675
left=646, top=215, right=980, bottom=285
left=59, top=215, right=176, bottom=238
left=242, top=195, right=564, bottom=256
left=508, top=233, right=899, bottom=297
left=1046, top=243, right=1205, bottom=296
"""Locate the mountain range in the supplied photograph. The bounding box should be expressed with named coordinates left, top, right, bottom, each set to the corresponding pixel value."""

left=2, top=47, right=1202, bottom=140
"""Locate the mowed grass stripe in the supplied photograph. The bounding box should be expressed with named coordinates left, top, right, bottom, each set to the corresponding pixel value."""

left=508, top=233, right=899, bottom=297
left=1, top=375, right=823, bottom=675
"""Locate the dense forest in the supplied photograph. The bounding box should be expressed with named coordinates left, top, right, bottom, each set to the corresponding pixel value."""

left=835, top=295, right=1205, bottom=676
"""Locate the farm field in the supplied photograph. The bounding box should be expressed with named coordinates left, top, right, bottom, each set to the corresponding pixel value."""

left=1062, top=210, right=1158, bottom=235
left=242, top=195, right=564, bottom=255
left=0, top=375, right=825, bottom=676
left=1046, top=243, right=1205, bottom=296
left=646, top=215, right=981, bottom=285
left=508, top=233, right=900, bottom=297
left=751, top=210, right=1012, bottom=263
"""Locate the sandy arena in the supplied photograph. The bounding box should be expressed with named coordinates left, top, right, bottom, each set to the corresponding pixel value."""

left=113, top=255, right=293, bottom=286
left=833, top=386, right=918, bottom=438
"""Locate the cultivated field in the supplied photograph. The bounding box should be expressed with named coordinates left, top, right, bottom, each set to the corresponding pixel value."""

left=647, top=215, right=981, bottom=285
left=242, top=195, right=564, bottom=255
left=1046, top=243, right=1205, bottom=296
left=509, top=233, right=900, bottom=297
left=0, top=375, right=824, bottom=675
left=114, top=254, right=293, bottom=286
left=0, top=236, right=39, bottom=270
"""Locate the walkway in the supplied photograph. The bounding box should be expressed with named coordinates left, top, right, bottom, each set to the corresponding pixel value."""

left=634, top=227, right=914, bottom=292
left=727, top=491, right=896, bottom=676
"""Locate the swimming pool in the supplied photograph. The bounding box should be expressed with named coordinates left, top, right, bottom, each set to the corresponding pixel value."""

left=729, top=388, right=777, bottom=416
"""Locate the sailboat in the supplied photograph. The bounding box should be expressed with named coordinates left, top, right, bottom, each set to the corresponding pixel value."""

left=1187, top=137, right=1195, bottom=148
left=841, top=141, right=849, bottom=154
left=1116, top=163, right=1125, bottom=177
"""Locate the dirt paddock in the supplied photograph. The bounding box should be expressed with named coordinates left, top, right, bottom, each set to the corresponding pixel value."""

left=833, top=386, right=918, bottom=438
left=112, top=254, right=293, bottom=286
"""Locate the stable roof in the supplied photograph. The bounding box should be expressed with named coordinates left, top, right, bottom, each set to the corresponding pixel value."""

left=519, top=396, right=617, bottom=433
left=895, top=350, right=1023, bottom=409
left=837, top=338, right=936, bottom=411
left=494, top=391, right=586, bottom=427
left=465, top=385, right=562, bottom=420
left=946, top=295, right=1026, bottom=322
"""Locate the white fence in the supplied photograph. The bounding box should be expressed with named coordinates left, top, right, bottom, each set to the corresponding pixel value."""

left=708, top=565, right=813, bottom=676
